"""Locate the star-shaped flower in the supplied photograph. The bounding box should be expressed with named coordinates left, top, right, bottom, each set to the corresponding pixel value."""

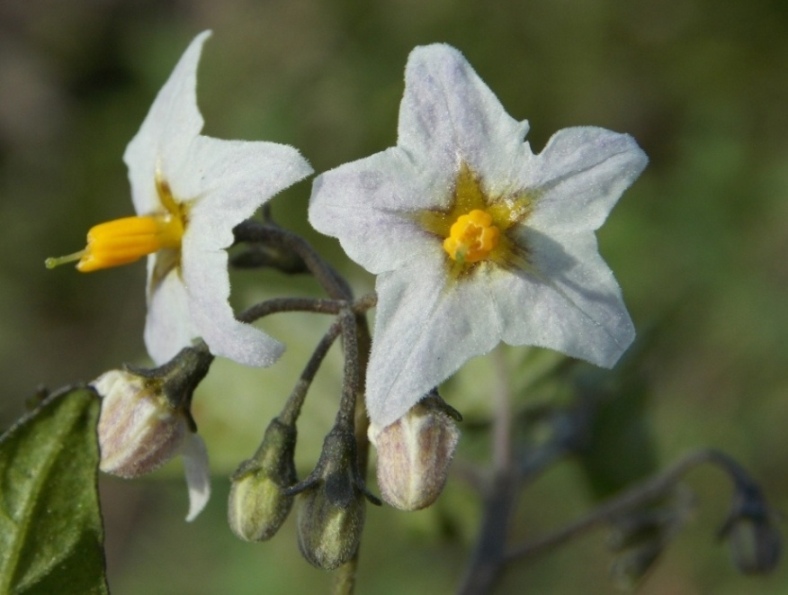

left=47, top=31, right=313, bottom=367
left=309, top=44, right=648, bottom=427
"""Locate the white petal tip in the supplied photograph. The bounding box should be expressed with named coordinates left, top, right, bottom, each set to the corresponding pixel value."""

left=182, top=434, right=211, bottom=522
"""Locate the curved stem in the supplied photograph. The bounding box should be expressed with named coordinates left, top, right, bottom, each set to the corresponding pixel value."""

left=504, top=449, right=753, bottom=562
left=238, top=297, right=346, bottom=323
left=278, top=320, right=343, bottom=427
left=234, top=220, right=351, bottom=300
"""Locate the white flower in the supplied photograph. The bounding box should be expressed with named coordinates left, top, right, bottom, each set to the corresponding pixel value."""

left=309, top=44, right=648, bottom=427
left=47, top=31, right=313, bottom=367
left=93, top=368, right=210, bottom=521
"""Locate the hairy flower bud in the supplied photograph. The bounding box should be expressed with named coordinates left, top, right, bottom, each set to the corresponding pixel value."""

left=297, top=480, right=366, bottom=571
left=369, top=391, right=460, bottom=511
left=228, top=418, right=297, bottom=542
left=91, top=344, right=214, bottom=521
left=293, top=426, right=379, bottom=570
left=94, top=369, right=189, bottom=477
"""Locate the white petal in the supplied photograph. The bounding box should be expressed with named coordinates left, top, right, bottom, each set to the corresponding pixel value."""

left=124, top=31, right=211, bottom=215
left=144, top=265, right=198, bottom=366
left=181, top=245, right=284, bottom=367
left=366, top=258, right=501, bottom=427
left=181, top=433, right=211, bottom=522
left=526, top=127, right=648, bottom=233
left=492, top=228, right=635, bottom=367
left=173, top=136, right=313, bottom=243
left=309, top=147, right=443, bottom=274
left=399, top=44, right=530, bottom=186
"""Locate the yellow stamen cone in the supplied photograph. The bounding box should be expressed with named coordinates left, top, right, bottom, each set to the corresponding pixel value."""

left=46, top=214, right=184, bottom=273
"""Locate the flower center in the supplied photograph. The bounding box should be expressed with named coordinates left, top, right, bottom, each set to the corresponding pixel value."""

left=46, top=176, right=185, bottom=273
left=442, top=209, right=500, bottom=264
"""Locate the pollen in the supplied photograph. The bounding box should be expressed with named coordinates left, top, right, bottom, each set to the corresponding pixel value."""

left=442, top=209, right=500, bottom=264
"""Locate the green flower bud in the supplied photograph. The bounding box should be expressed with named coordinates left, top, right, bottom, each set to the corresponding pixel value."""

left=293, top=426, right=378, bottom=570
left=369, top=391, right=460, bottom=511
left=297, top=480, right=366, bottom=571
left=228, top=419, right=297, bottom=542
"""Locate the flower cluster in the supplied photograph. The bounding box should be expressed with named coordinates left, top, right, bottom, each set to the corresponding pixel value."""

left=49, top=32, right=646, bottom=526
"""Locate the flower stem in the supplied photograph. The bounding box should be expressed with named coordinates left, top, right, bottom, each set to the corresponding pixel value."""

left=504, top=449, right=760, bottom=562
left=238, top=297, right=346, bottom=323
left=278, top=320, right=343, bottom=427
left=457, top=348, right=517, bottom=595
left=333, top=312, right=374, bottom=595
left=234, top=220, right=351, bottom=300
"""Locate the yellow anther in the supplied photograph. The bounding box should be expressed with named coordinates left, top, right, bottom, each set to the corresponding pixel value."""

left=442, top=209, right=500, bottom=264
left=46, top=214, right=184, bottom=273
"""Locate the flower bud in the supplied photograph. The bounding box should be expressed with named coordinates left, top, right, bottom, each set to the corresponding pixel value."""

left=228, top=418, right=297, bottom=542
left=719, top=482, right=781, bottom=575
left=369, top=391, right=460, bottom=511
left=91, top=344, right=214, bottom=521
left=293, top=426, right=378, bottom=570
left=93, top=369, right=189, bottom=477
left=297, top=480, right=366, bottom=570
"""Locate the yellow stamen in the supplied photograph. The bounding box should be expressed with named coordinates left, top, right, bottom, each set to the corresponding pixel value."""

left=46, top=214, right=184, bottom=273
left=442, top=209, right=500, bottom=264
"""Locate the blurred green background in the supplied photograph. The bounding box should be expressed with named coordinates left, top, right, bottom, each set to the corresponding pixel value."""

left=2, top=0, right=788, bottom=593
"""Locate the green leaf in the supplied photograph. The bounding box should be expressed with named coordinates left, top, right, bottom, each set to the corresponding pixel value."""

left=0, top=386, right=109, bottom=595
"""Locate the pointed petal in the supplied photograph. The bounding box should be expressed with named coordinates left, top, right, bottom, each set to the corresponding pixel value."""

left=144, top=265, right=198, bottom=366
left=181, top=244, right=284, bottom=367
left=399, top=44, right=530, bottom=187
left=526, top=127, right=648, bottom=233
left=492, top=228, right=635, bottom=367
left=309, top=147, right=442, bottom=274
left=174, top=136, right=313, bottom=246
left=124, top=31, right=211, bottom=215
left=366, top=259, right=501, bottom=427
left=182, top=433, right=211, bottom=522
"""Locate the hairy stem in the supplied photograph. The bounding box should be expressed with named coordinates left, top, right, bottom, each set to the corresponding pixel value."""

left=234, top=220, right=352, bottom=300
left=333, top=310, right=374, bottom=595
left=238, top=297, right=346, bottom=323
left=278, top=320, right=343, bottom=427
